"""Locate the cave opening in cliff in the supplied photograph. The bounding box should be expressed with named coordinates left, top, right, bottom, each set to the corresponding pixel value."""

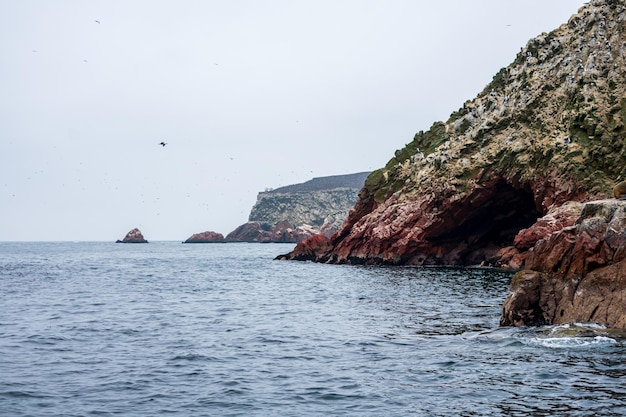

left=428, top=180, right=541, bottom=266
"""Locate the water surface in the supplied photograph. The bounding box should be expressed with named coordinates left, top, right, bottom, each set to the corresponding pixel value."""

left=1, top=242, right=625, bottom=416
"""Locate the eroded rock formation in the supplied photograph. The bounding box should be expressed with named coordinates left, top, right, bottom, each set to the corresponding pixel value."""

left=116, top=228, right=148, bottom=243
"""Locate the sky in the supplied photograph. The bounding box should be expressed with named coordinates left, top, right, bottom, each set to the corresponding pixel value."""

left=1, top=0, right=588, bottom=241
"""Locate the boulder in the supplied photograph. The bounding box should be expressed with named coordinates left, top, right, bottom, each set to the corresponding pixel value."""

left=116, top=228, right=148, bottom=243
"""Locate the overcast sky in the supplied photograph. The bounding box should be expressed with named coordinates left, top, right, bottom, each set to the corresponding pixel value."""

left=1, top=0, right=587, bottom=241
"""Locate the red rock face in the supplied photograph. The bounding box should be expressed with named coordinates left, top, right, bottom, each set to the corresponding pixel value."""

left=184, top=231, right=225, bottom=243
left=513, top=201, right=583, bottom=251
left=283, top=174, right=588, bottom=266
left=226, top=222, right=266, bottom=242
left=276, top=234, right=332, bottom=261
left=117, top=228, right=148, bottom=243
left=501, top=200, right=626, bottom=328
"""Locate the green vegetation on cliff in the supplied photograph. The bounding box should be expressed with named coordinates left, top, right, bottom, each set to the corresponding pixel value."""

left=360, top=0, right=626, bottom=211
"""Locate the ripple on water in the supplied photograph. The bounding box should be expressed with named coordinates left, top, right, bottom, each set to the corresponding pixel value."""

left=2, top=243, right=626, bottom=416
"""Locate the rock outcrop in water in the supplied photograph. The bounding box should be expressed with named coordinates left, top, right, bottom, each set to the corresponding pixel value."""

left=183, top=231, right=224, bottom=243
left=279, top=1, right=626, bottom=327
left=227, top=172, right=369, bottom=243
left=116, top=228, right=148, bottom=243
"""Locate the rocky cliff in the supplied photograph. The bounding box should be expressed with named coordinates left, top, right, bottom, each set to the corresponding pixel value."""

left=227, top=172, right=369, bottom=242
left=282, top=0, right=626, bottom=267
left=279, top=0, right=626, bottom=327
left=500, top=199, right=626, bottom=328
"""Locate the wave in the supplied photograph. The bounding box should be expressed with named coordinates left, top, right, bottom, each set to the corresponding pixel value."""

left=471, top=322, right=625, bottom=349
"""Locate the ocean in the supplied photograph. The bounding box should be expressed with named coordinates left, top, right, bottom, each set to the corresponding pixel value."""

left=1, top=241, right=625, bottom=416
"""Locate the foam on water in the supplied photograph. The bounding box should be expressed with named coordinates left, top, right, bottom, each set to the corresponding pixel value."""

left=533, top=335, right=617, bottom=348
left=472, top=322, right=624, bottom=350
left=527, top=323, right=622, bottom=348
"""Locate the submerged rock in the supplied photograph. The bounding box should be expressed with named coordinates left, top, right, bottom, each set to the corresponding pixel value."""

left=116, top=228, right=148, bottom=243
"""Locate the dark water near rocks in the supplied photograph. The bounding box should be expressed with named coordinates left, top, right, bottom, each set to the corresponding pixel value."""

left=1, top=242, right=626, bottom=416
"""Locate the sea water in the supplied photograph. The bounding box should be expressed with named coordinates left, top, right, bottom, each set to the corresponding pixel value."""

left=1, top=241, right=625, bottom=416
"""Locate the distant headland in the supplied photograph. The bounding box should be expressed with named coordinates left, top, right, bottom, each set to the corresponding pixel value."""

left=183, top=172, right=370, bottom=244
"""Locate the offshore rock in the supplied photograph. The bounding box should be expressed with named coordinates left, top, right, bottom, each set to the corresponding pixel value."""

left=116, top=228, right=148, bottom=243
left=500, top=199, right=626, bottom=328
left=183, top=231, right=225, bottom=243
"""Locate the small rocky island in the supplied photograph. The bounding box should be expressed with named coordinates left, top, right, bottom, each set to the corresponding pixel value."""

left=183, top=231, right=225, bottom=243
left=116, top=228, right=148, bottom=243
left=279, top=0, right=626, bottom=328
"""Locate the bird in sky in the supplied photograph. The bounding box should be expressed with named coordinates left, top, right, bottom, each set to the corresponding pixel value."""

left=95, top=20, right=100, bottom=24
left=159, top=142, right=167, bottom=147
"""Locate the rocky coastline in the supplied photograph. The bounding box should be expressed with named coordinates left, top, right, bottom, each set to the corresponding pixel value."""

left=278, top=0, right=626, bottom=328
left=185, top=172, right=369, bottom=244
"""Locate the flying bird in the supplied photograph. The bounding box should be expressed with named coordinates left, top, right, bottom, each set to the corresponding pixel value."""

left=159, top=142, right=167, bottom=147
left=95, top=20, right=101, bottom=24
